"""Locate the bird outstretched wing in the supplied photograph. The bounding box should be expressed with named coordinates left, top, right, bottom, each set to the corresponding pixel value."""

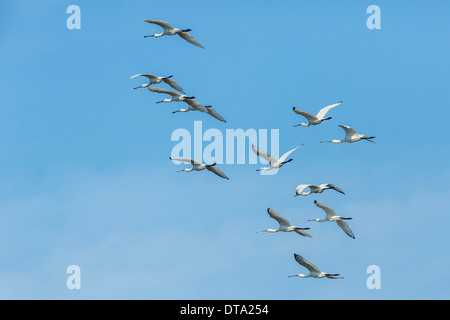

left=294, top=254, right=320, bottom=273
left=338, top=124, right=357, bottom=140
left=325, top=184, right=345, bottom=195
left=316, top=101, right=342, bottom=119
left=267, top=208, right=291, bottom=228
left=337, top=220, right=355, bottom=239
left=293, top=108, right=317, bottom=122
left=143, top=19, right=174, bottom=32
left=278, top=145, right=302, bottom=163
left=148, top=87, right=182, bottom=98
left=252, top=145, right=278, bottom=165
left=205, top=106, right=226, bottom=122
left=206, top=165, right=229, bottom=180
left=169, top=157, right=201, bottom=165
left=185, top=99, right=208, bottom=113
left=178, top=31, right=205, bottom=48
left=314, top=200, right=337, bottom=219
left=130, top=74, right=159, bottom=82
left=163, top=78, right=185, bottom=93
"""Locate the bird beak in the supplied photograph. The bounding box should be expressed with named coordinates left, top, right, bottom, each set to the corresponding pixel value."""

left=133, top=86, right=141, bottom=90
left=144, top=35, right=154, bottom=38
left=288, top=275, right=297, bottom=278
left=156, top=101, right=164, bottom=104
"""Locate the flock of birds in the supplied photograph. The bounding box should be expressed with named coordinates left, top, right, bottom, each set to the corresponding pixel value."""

left=131, top=19, right=376, bottom=280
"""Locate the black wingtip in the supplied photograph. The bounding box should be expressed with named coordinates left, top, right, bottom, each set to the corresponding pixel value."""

left=169, top=157, right=172, bottom=160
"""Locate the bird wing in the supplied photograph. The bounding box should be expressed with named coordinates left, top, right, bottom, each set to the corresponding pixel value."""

left=294, top=254, right=320, bottom=273
left=169, top=157, right=201, bottom=165
left=314, top=201, right=337, bottom=219
left=143, top=19, right=174, bottom=32
left=205, top=106, right=226, bottom=122
left=178, top=32, right=205, bottom=48
left=185, top=99, right=208, bottom=113
left=130, top=74, right=158, bottom=82
left=267, top=208, right=291, bottom=228
left=325, top=184, right=345, bottom=195
left=337, top=220, right=355, bottom=239
left=163, top=78, right=185, bottom=93
left=338, top=124, right=357, bottom=140
left=206, top=165, right=229, bottom=180
left=294, top=229, right=313, bottom=238
left=316, top=101, right=342, bottom=119
left=252, top=145, right=278, bottom=165
left=278, top=145, right=302, bottom=163
left=292, top=108, right=317, bottom=122
left=148, top=87, right=181, bottom=98
left=295, top=184, right=311, bottom=196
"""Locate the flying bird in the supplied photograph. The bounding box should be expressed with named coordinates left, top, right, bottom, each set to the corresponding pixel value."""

left=321, top=124, right=375, bottom=144
left=256, top=208, right=312, bottom=238
left=293, top=101, right=342, bottom=127
left=169, top=157, right=229, bottom=180
left=130, top=74, right=185, bottom=93
left=295, top=184, right=345, bottom=197
left=143, top=19, right=204, bottom=48
left=308, top=200, right=355, bottom=239
left=252, top=145, right=302, bottom=172
left=288, top=254, right=343, bottom=279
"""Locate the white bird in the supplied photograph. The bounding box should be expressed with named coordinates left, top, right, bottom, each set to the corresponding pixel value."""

left=148, top=87, right=196, bottom=104
left=252, top=145, right=302, bottom=172
left=257, top=208, right=312, bottom=238
left=130, top=74, right=185, bottom=93
left=321, top=124, right=375, bottom=144
left=295, top=184, right=345, bottom=197
left=308, top=200, right=355, bottom=239
left=143, top=19, right=205, bottom=48
left=293, top=101, right=342, bottom=127
left=169, top=157, right=229, bottom=180
left=288, top=254, right=343, bottom=279
left=149, top=87, right=226, bottom=122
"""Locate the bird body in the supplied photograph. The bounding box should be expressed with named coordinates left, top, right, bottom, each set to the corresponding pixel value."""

left=295, top=184, right=345, bottom=197
left=130, top=74, right=185, bottom=93
left=321, top=124, right=375, bottom=144
left=257, top=208, right=312, bottom=238
left=293, top=101, right=342, bottom=127
left=143, top=19, right=204, bottom=48
left=252, top=145, right=302, bottom=171
left=308, top=200, right=355, bottom=239
left=169, top=157, right=229, bottom=180
left=288, top=254, right=343, bottom=279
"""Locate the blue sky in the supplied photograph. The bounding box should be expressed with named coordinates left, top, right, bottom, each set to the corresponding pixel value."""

left=0, top=0, right=449, bottom=299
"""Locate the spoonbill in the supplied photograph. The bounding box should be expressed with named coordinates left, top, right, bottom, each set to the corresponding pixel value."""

left=252, top=145, right=302, bottom=172
left=143, top=19, right=205, bottom=48
left=148, top=87, right=195, bottom=104
left=295, top=184, right=345, bottom=197
left=169, top=157, right=229, bottom=180
left=321, top=125, right=375, bottom=144
left=130, top=74, right=185, bottom=93
left=257, top=208, right=312, bottom=238
left=293, top=101, right=342, bottom=127
left=288, top=254, right=343, bottom=279
left=308, top=200, right=355, bottom=239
